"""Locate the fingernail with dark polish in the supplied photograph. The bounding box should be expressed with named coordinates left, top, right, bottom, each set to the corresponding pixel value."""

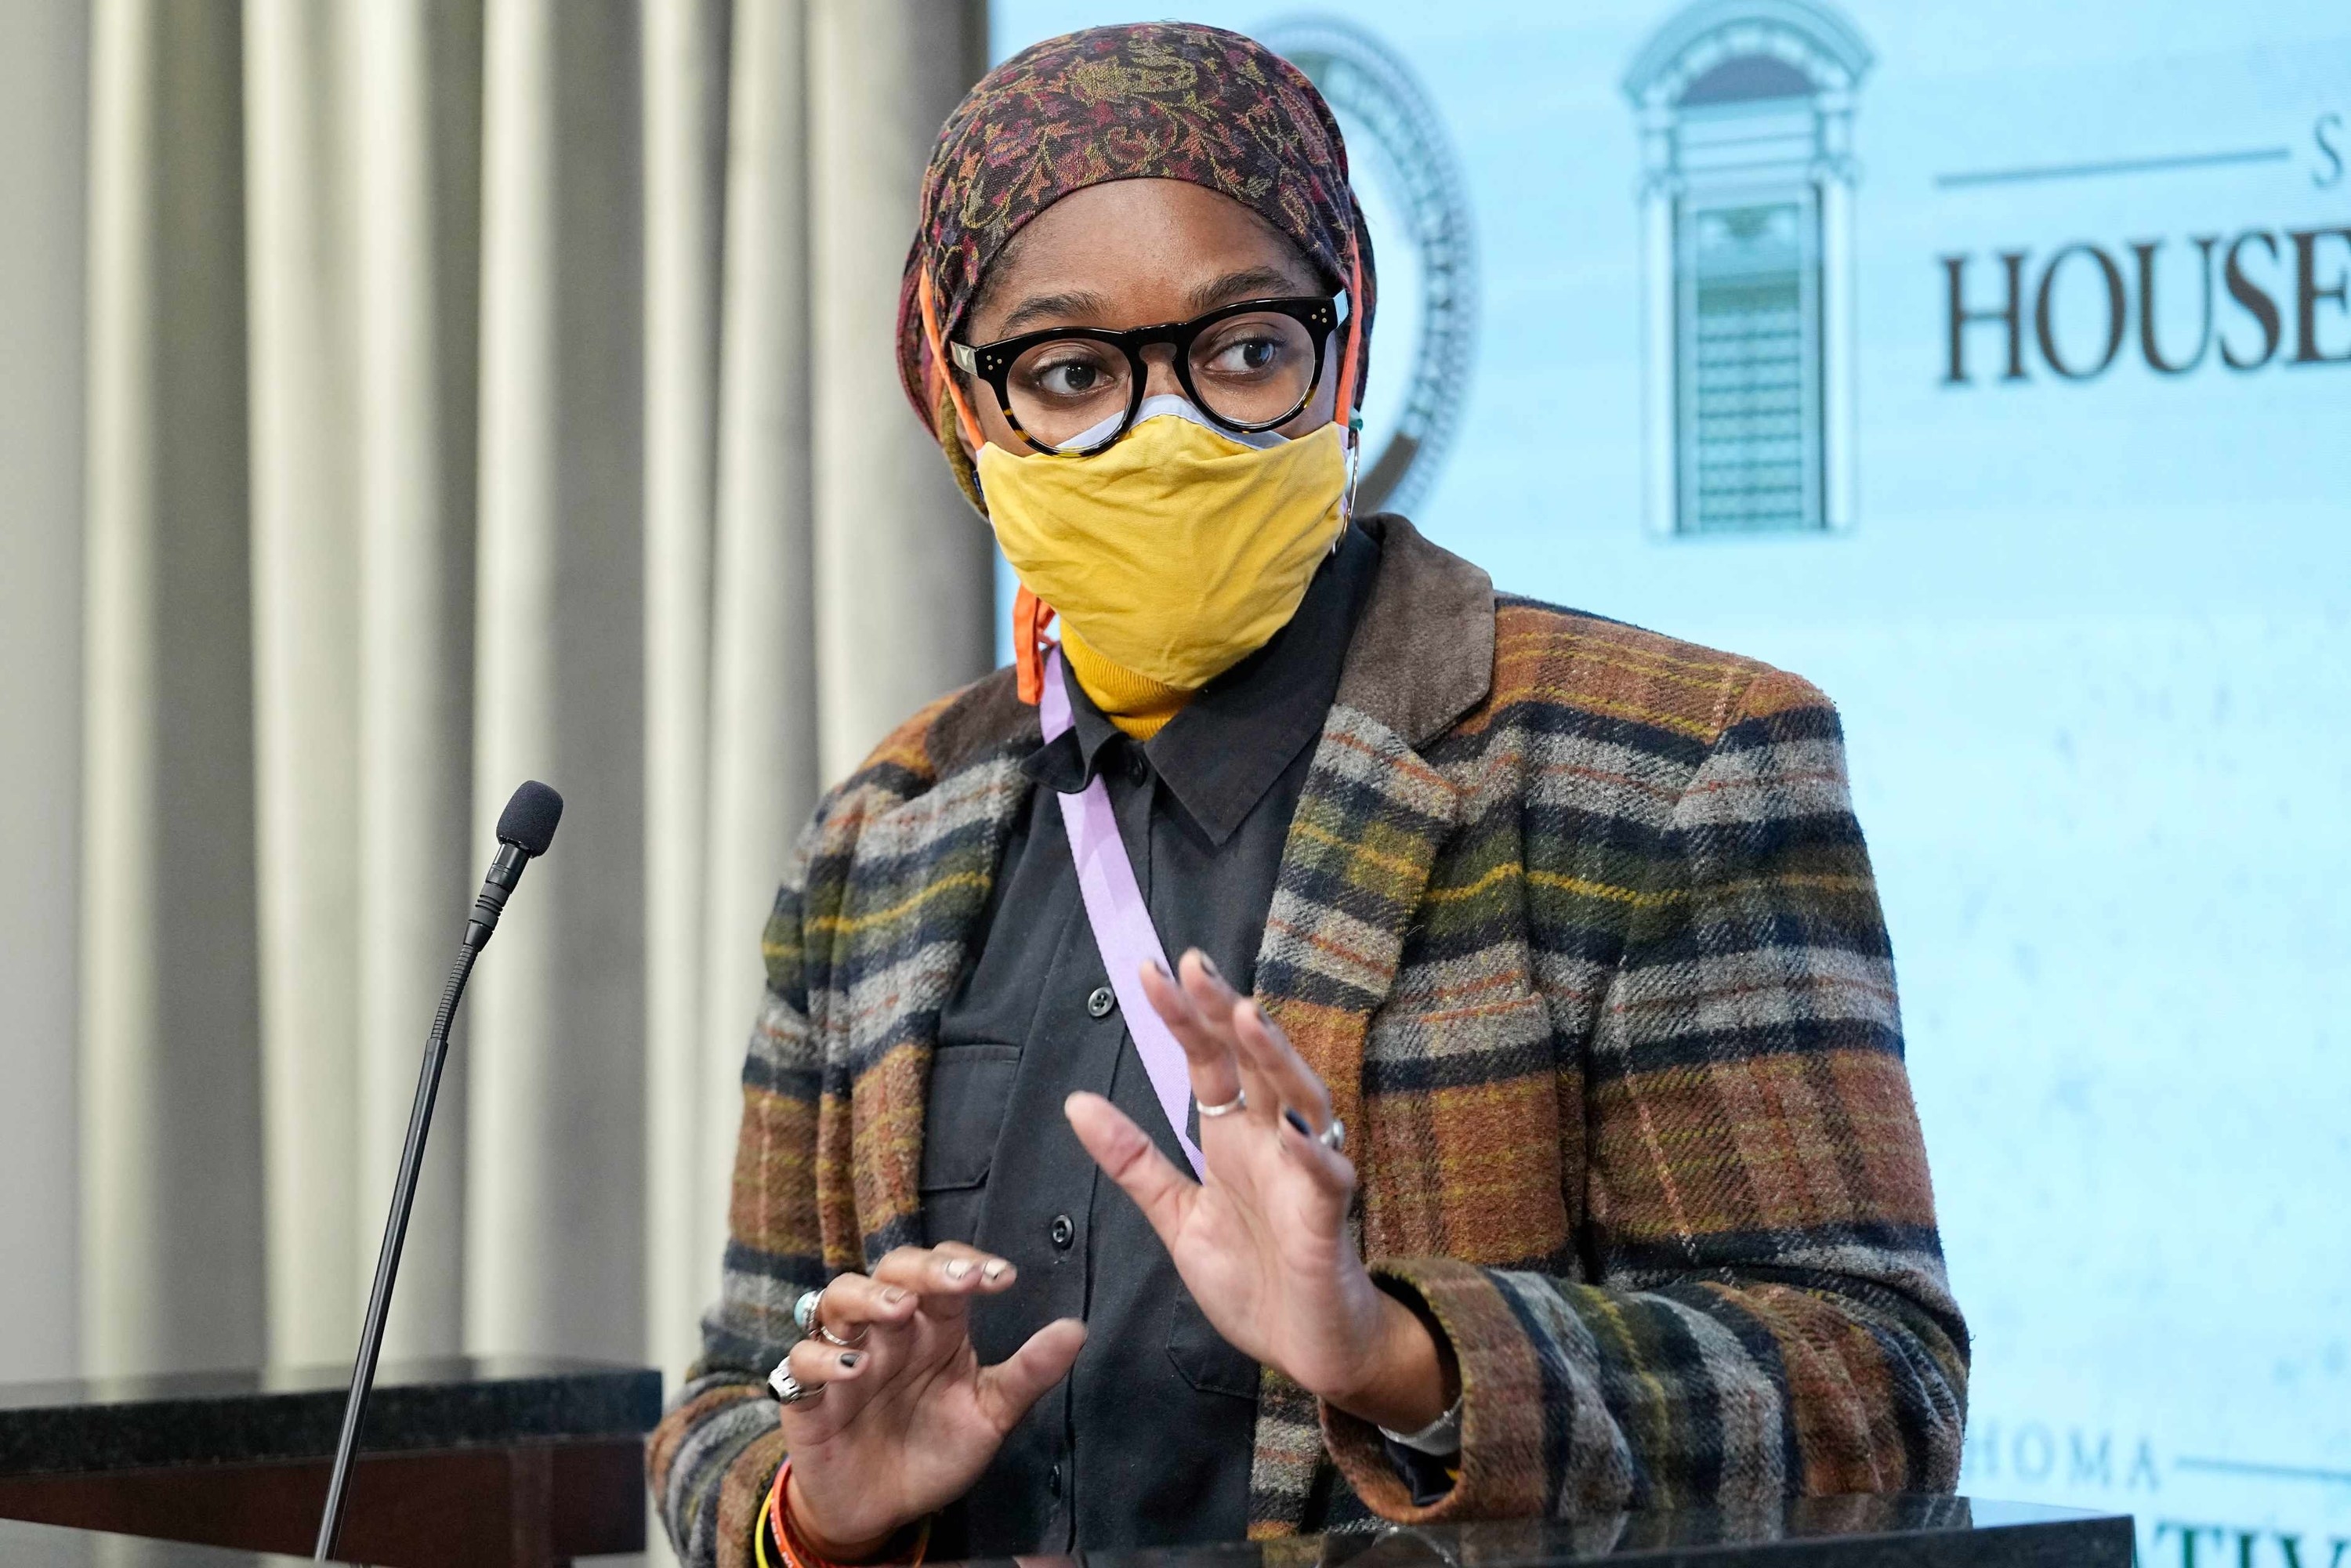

left=1284, top=1108, right=1312, bottom=1138
left=1197, top=954, right=1223, bottom=980
left=839, top=1351, right=862, bottom=1370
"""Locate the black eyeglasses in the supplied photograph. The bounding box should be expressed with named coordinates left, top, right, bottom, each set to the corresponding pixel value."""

left=949, top=294, right=1346, bottom=456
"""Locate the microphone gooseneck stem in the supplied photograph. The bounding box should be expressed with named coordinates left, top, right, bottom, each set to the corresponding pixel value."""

left=313, top=937, right=481, bottom=1559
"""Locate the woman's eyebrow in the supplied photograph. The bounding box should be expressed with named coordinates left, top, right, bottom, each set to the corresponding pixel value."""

left=991, top=265, right=1316, bottom=337
left=995, top=288, right=1110, bottom=335
left=1184, top=266, right=1313, bottom=313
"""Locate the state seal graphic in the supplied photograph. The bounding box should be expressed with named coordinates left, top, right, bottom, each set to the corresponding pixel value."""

left=1259, top=16, right=1479, bottom=518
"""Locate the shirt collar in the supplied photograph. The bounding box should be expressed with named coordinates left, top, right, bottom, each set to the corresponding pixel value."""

left=1026, top=668, right=1133, bottom=797
left=1023, top=523, right=1380, bottom=846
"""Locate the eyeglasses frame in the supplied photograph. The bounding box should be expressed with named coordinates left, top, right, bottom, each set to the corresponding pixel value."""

left=947, top=293, right=1346, bottom=456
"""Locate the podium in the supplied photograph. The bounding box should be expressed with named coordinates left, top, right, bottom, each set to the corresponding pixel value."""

left=0, top=1356, right=658, bottom=1566
left=0, top=1496, right=2131, bottom=1566
left=0, top=1359, right=2132, bottom=1568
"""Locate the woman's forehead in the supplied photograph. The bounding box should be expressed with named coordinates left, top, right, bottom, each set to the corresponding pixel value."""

left=970, top=182, right=1321, bottom=334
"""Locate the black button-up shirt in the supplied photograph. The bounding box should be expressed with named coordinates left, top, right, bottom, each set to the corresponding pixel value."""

left=920, top=525, right=1380, bottom=1557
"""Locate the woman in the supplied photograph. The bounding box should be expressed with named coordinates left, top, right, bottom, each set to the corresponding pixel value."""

left=652, top=22, right=1965, bottom=1568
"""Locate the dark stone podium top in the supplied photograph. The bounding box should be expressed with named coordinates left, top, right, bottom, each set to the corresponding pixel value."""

left=0, top=1494, right=2128, bottom=1567
left=0, top=1356, right=2127, bottom=1568
left=957, top=1498, right=2131, bottom=1568
left=0, top=1356, right=661, bottom=1475
left=1273, top=1498, right=2120, bottom=1566
left=571, top=1497, right=2131, bottom=1568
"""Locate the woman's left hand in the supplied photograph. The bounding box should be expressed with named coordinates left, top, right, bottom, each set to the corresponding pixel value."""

left=1062, top=951, right=1454, bottom=1432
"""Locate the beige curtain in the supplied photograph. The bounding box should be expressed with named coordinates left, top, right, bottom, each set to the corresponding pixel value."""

left=0, top=0, right=92, bottom=1383
left=72, top=0, right=994, bottom=1393
left=82, top=0, right=267, bottom=1378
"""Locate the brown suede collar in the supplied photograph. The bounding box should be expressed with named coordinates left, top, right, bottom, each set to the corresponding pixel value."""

left=924, top=513, right=1495, bottom=779
left=1332, top=512, right=1495, bottom=750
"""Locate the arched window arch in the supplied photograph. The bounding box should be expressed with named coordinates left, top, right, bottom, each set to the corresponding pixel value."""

left=1624, top=0, right=1871, bottom=534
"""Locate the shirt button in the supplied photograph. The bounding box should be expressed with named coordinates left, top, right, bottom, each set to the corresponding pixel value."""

left=1126, top=751, right=1149, bottom=784
left=1085, top=985, right=1116, bottom=1019
left=1049, top=1212, right=1075, bottom=1251
left=1048, top=1462, right=1063, bottom=1498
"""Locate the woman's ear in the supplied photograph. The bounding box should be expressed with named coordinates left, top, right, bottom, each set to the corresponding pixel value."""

left=956, top=392, right=981, bottom=463
left=936, top=364, right=988, bottom=459
left=933, top=383, right=990, bottom=517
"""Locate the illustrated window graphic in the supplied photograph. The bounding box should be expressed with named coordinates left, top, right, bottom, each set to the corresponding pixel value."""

left=1625, top=1, right=1871, bottom=535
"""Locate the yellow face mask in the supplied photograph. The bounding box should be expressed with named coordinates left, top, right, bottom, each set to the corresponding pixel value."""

left=977, top=398, right=1350, bottom=693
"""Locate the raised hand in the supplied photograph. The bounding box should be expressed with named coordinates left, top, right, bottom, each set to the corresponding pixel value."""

left=774, top=1244, right=1085, bottom=1558
left=1062, top=952, right=1454, bottom=1434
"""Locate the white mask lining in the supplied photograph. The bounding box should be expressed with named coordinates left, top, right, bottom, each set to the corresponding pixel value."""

left=1053, top=393, right=1291, bottom=454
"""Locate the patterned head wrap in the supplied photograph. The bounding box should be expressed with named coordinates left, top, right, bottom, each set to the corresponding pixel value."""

left=896, top=22, right=1377, bottom=488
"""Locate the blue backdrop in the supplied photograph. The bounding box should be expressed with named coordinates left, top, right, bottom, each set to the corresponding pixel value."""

left=989, top=4, right=2351, bottom=1563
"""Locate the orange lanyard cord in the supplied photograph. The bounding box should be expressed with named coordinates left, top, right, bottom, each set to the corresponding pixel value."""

left=918, top=266, right=984, bottom=454
left=1332, top=233, right=1367, bottom=436
left=922, top=264, right=1056, bottom=701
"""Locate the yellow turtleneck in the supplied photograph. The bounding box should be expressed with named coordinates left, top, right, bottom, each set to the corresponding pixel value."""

left=1060, top=625, right=1194, bottom=742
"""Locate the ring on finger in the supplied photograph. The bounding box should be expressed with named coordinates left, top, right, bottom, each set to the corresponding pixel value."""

left=769, top=1363, right=825, bottom=1405
left=1317, top=1116, right=1346, bottom=1153
left=1197, top=1089, right=1248, bottom=1119
left=795, top=1281, right=870, bottom=1346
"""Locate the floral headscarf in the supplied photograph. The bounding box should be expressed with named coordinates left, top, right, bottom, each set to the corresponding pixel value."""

left=895, top=21, right=1378, bottom=499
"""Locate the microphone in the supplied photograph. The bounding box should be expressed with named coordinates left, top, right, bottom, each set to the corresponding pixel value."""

left=315, top=781, right=564, bottom=1561
left=465, top=780, right=564, bottom=950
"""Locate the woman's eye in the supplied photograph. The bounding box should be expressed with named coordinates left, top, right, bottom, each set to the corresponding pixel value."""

left=1206, top=336, right=1282, bottom=376
left=1029, top=357, right=1113, bottom=398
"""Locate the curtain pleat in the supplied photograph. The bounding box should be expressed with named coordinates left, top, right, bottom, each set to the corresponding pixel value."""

left=352, top=0, right=484, bottom=1361
left=467, top=0, right=648, bottom=1361
left=809, top=0, right=994, bottom=780
left=698, top=0, right=821, bottom=1349
left=73, top=0, right=991, bottom=1384
left=81, top=0, right=267, bottom=1376
left=643, top=0, right=732, bottom=1382
left=0, top=0, right=91, bottom=1384
left=245, top=0, right=364, bottom=1367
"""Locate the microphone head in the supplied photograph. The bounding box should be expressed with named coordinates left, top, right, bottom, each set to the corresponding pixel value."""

left=496, top=780, right=564, bottom=856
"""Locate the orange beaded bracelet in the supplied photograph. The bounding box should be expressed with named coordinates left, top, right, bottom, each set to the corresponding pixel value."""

left=759, top=1459, right=931, bottom=1568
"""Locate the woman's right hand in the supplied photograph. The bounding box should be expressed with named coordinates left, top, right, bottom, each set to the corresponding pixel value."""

left=776, top=1243, right=1086, bottom=1559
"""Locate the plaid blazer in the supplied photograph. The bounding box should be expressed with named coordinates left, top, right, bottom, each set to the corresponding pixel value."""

left=650, top=516, right=1968, bottom=1568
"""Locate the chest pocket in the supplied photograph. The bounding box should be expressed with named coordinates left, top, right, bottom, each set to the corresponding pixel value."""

left=1167, top=1284, right=1262, bottom=1401
left=920, top=1042, right=1020, bottom=1247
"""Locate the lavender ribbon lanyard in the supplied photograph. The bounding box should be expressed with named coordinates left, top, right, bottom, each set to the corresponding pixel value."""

left=1038, top=646, right=1207, bottom=1180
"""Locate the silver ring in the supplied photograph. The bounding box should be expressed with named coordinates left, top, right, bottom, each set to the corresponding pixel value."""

left=1197, top=1090, right=1248, bottom=1119
left=795, top=1282, right=868, bottom=1346
left=769, top=1363, right=825, bottom=1405
left=1317, top=1116, right=1346, bottom=1153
